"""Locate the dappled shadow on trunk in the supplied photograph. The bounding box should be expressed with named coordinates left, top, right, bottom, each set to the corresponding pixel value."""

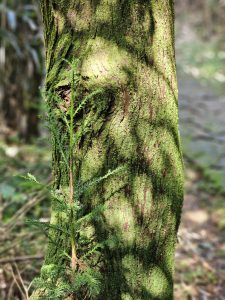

left=83, top=118, right=182, bottom=299
left=38, top=0, right=183, bottom=299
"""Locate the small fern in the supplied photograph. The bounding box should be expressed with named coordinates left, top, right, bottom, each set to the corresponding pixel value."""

left=26, top=59, right=126, bottom=299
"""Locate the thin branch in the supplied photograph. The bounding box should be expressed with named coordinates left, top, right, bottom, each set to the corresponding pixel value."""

left=13, top=263, right=29, bottom=300
left=4, top=193, right=46, bottom=233
left=10, top=264, right=27, bottom=300
left=0, top=255, right=43, bottom=264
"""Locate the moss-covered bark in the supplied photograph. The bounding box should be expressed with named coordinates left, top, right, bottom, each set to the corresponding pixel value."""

left=33, top=1, right=184, bottom=299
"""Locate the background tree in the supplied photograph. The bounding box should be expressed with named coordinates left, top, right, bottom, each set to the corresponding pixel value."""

left=0, top=0, right=43, bottom=142
left=176, top=0, right=225, bottom=39
left=32, top=1, right=184, bottom=299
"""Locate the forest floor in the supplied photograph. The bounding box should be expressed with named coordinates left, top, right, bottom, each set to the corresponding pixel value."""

left=174, top=72, right=225, bottom=299
left=175, top=165, right=225, bottom=300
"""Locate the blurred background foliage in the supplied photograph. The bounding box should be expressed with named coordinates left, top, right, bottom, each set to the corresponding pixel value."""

left=0, top=0, right=225, bottom=299
left=0, top=0, right=43, bottom=142
left=176, top=0, right=225, bottom=90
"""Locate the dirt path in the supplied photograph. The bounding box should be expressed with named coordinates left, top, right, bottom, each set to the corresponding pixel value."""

left=178, top=72, right=225, bottom=189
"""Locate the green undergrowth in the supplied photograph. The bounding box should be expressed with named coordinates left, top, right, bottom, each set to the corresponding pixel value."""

left=184, top=157, right=225, bottom=234
left=184, top=156, right=225, bottom=196
left=176, top=29, right=225, bottom=94
left=184, top=154, right=225, bottom=195
left=176, top=262, right=217, bottom=286
left=0, top=138, right=51, bottom=223
left=0, top=136, right=51, bottom=299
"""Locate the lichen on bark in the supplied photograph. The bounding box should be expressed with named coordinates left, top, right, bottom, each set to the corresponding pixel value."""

left=32, top=1, right=184, bottom=299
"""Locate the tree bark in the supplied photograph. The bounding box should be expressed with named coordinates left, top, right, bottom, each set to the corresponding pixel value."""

left=34, top=1, right=184, bottom=299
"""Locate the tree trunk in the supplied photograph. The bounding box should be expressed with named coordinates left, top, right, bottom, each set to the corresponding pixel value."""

left=34, top=1, right=184, bottom=299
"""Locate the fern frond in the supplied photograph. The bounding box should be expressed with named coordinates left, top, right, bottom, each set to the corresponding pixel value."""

left=26, top=218, right=69, bottom=235
left=77, top=165, right=126, bottom=197
left=72, top=268, right=102, bottom=299
left=75, top=204, right=105, bottom=228
left=73, top=88, right=104, bottom=118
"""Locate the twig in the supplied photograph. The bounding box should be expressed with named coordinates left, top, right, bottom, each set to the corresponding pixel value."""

left=0, top=255, right=43, bottom=264
left=13, top=263, right=29, bottom=299
left=10, top=264, right=27, bottom=300
left=0, top=232, right=36, bottom=255
left=4, top=193, right=46, bottom=233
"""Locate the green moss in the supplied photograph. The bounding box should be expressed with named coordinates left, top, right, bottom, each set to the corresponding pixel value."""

left=81, top=37, right=133, bottom=87
left=67, top=3, right=92, bottom=31
left=80, top=139, right=106, bottom=180
left=53, top=9, right=65, bottom=33
left=95, top=0, right=116, bottom=23
left=150, top=266, right=171, bottom=298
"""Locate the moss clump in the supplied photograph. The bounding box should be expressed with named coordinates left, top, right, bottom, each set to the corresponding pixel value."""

left=150, top=266, right=171, bottom=298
